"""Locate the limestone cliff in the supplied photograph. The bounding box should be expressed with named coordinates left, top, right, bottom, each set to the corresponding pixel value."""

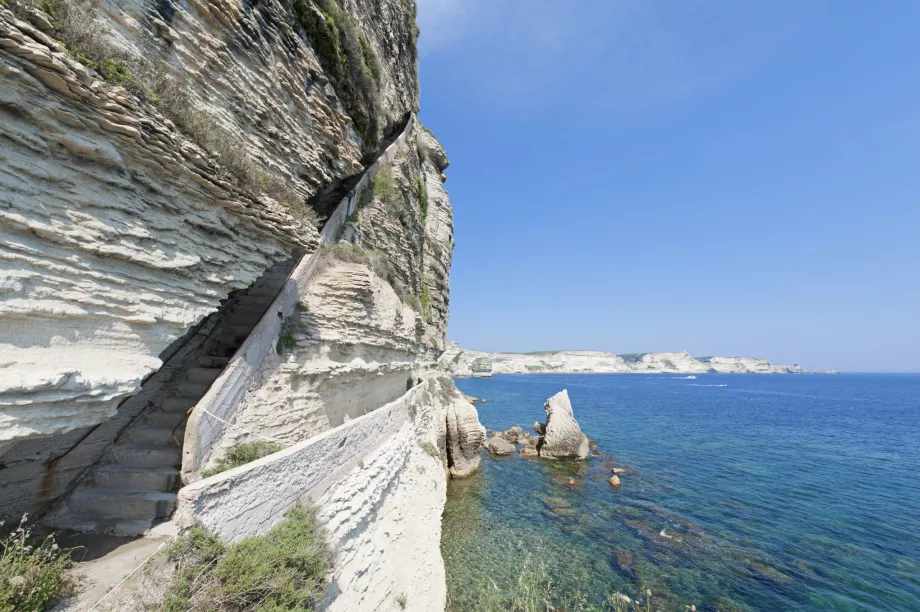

left=1, top=0, right=484, bottom=606
left=441, top=343, right=810, bottom=375
left=0, top=0, right=437, bottom=513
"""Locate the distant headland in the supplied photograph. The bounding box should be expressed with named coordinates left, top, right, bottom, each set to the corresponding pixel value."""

left=440, top=343, right=834, bottom=377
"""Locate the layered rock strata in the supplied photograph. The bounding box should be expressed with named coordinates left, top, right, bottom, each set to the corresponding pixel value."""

left=539, top=389, right=589, bottom=460
left=441, top=343, right=809, bottom=375
left=0, top=0, right=436, bottom=520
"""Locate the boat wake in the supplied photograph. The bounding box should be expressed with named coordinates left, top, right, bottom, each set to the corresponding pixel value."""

left=673, top=375, right=697, bottom=380
left=689, top=383, right=728, bottom=387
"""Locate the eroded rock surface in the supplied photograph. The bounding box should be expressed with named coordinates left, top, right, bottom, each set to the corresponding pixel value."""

left=539, top=390, right=589, bottom=460
left=436, top=377, right=486, bottom=478
left=486, top=436, right=515, bottom=457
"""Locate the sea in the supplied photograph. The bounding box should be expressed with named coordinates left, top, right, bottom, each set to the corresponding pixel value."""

left=443, top=373, right=920, bottom=611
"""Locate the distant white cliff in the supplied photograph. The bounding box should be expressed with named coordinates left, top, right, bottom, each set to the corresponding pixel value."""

left=440, top=343, right=812, bottom=376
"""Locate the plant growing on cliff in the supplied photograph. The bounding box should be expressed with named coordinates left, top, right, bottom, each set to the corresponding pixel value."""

left=0, top=515, right=76, bottom=612
left=163, top=505, right=328, bottom=611
left=416, top=177, right=428, bottom=222
left=201, top=441, right=284, bottom=479
left=420, top=284, right=432, bottom=323
left=276, top=317, right=299, bottom=354
left=281, top=0, right=381, bottom=156
left=373, top=166, right=403, bottom=212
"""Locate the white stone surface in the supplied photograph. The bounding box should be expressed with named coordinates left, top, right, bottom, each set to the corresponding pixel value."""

left=540, top=389, right=589, bottom=460
left=440, top=343, right=809, bottom=375
left=175, top=379, right=468, bottom=612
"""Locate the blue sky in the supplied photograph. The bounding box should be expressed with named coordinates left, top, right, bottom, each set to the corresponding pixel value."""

left=415, top=0, right=920, bottom=373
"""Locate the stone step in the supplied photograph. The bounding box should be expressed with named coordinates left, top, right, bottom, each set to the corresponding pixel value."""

left=246, top=285, right=284, bottom=297
left=93, top=465, right=181, bottom=490
left=156, top=396, right=197, bottom=412
left=176, top=381, right=211, bottom=397
left=198, top=355, right=231, bottom=368
left=139, top=409, right=189, bottom=428
left=68, top=489, right=177, bottom=521
left=120, top=425, right=184, bottom=446
left=234, top=296, right=275, bottom=308
left=110, top=444, right=181, bottom=468
left=46, top=512, right=155, bottom=537
left=223, top=311, right=265, bottom=326
left=221, top=324, right=258, bottom=338
left=206, top=345, right=238, bottom=358
left=185, top=367, right=222, bottom=384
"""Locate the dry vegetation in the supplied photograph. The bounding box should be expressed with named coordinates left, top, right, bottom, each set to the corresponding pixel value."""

left=161, top=505, right=328, bottom=611
left=200, top=442, right=284, bottom=479
left=0, top=516, right=76, bottom=612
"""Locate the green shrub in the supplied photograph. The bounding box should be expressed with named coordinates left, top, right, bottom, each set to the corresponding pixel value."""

left=416, top=177, right=428, bottom=222
left=321, top=243, right=398, bottom=288
left=404, top=294, right=422, bottom=313
left=420, top=284, right=432, bottom=322
left=201, top=441, right=283, bottom=479
left=416, top=138, right=428, bottom=163
left=421, top=442, right=439, bottom=459
left=275, top=315, right=299, bottom=354
left=282, top=0, right=381, bottom=155
left=617, top=353, right=647, bottom=364
left=164, top=505, right=328, bottom=611
left=373, top=166, right=402, bottom=210
left=0, top=516, right=76, bottom=612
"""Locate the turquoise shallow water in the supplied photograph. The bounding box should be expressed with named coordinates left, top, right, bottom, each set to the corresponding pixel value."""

left=444, top=373, right=920, bottom=611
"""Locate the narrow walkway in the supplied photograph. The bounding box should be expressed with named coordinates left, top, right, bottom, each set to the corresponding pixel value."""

left=47, top=258, right=297, bottom=536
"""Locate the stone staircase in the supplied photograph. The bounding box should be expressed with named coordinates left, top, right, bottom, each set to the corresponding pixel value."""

left=48, top=258, right=298, bottom=535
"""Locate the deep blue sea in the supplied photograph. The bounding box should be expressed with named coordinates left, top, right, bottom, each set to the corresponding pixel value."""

left=443, top=373, right=920, bottom=611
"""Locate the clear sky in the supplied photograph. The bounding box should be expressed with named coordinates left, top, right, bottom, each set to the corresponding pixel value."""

left=415, top=0, right=920, bottom=373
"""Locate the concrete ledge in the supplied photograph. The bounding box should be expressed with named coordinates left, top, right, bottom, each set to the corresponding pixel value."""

left=182, top=114, right=419, bottom=480
left=175, top=382, right=426, bottom=542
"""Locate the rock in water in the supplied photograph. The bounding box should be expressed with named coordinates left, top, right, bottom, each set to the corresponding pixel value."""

left=540, top=390, right=589, bottom=460
left=440, top=377, right=487, bottom=477
left=608, top=474, right=622, bottom=488
left=502, top=424, right=524, bottom=443
left=486, top=436, right=516, bottom=456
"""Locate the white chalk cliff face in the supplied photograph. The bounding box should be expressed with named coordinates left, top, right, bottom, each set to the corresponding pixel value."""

left=1, top=0, right=488, bottom=606
left=440, top=343, right=809, bottom=375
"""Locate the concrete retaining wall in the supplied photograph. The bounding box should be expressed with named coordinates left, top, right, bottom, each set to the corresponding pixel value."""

left=175, top=381, right=423, bottom=542
left=182, top=114, right=419, bottom=479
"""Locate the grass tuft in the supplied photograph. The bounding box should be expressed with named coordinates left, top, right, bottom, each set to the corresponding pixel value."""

left=421, top=441, right=440, bottom=459
left=163, top=505, right=327, bottom=611
left=201, top=441, right=283, bottom=479
left=416, top=177, right=428, bottom=222
left=0, top=515, right=76, bottom=612
left=373, top=166, right=403, bottom=211
left=281, top=0, right=381, bottom=155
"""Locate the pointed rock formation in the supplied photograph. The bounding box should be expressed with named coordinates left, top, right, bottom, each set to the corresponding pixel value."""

left=437, top=377, right=486, bottom=478
left=539, top=390, right=589, bottom=460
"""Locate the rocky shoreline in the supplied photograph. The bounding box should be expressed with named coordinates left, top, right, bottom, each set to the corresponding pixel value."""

left=441, top=343, right=816, bottom=376
left=482, top=389, right=627, bottom=488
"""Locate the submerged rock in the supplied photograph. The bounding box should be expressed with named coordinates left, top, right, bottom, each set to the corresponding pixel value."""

left=519, top=445, right=539, bottom=458
left=608, top=474, right=622, bottom=488
left=486, top=436, right=515, bottom=456
left=539, top=390, right=589, bottom=460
